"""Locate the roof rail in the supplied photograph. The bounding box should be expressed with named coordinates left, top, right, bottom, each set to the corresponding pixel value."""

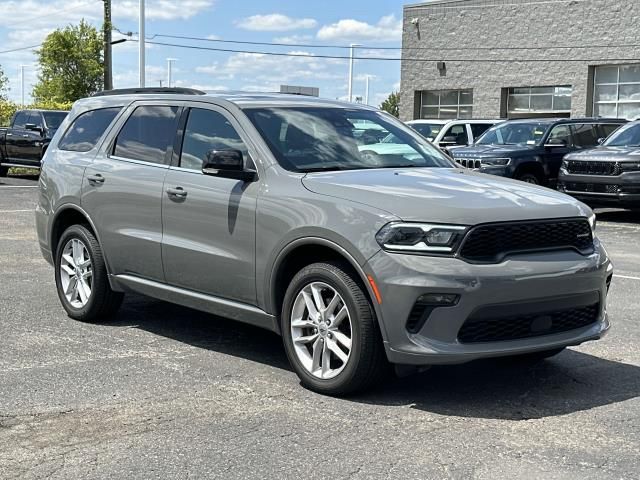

left=92, top=87, right=206, bottom=97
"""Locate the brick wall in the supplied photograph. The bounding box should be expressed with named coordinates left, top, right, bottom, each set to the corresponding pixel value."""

left=400, top=0, right=640, bottom=121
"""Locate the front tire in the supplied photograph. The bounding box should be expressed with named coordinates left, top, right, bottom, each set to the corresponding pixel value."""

left=282, top=262, right=387, bottom=396
left=54, top=225, right=123, bottom=322
left=516, top=172, right=542, bottom=185
left=0, top=166, right=8, bottom=177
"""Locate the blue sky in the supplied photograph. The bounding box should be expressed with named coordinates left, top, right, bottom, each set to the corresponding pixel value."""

left=0, top=0, right=409, bottom=106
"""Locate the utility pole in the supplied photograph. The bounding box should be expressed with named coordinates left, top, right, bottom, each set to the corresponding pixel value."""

left=139, top=0, right=145, bottom=87
left=348, top=44, right=361, bottom=102
left=103, top=0, right=112, bottom=90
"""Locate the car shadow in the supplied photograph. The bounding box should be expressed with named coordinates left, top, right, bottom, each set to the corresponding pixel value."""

left=110, top=294, right=639, bottom=420
left=595, top=208, right=640, bottom=224
left=110, top=294, right=291, bottom=371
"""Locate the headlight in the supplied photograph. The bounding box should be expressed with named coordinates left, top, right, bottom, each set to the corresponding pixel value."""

left=481, top=157, right=511, bottom=166
left=620, top=162, right=640, bottom=172
left=375, top=222, right=468, bottom=254
left=588, top=213, right=597, bottom=234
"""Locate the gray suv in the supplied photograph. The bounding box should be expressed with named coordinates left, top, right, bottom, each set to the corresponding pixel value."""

left=36, top=88, right=612, bottom=395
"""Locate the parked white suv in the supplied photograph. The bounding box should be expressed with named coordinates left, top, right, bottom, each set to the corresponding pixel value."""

left=407, top=119, right=501, bottom=154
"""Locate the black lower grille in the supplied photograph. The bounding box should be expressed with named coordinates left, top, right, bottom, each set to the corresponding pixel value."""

left=458, top=303, right=600, bottom=343
left=567, top=160, right=621, bottom=176
left=459, top=218, right=594, bottom=263
left=564, top=182, right=620, bottom=194
left=458, top=158, right=482, bottom=169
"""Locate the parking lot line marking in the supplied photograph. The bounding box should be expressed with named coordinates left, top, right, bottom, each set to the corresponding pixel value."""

left=614, top=274, right=640, bottom=281
left=0, top=209, right=34, bottom=213
left=0, top=185, right=39, bottom=188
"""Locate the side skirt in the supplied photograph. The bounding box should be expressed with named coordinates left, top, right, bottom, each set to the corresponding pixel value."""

left=110, top=274, right=279, bottom=334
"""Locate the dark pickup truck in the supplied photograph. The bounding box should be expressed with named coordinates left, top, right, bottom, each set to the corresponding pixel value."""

left=0, top=109, right=68, bottom=176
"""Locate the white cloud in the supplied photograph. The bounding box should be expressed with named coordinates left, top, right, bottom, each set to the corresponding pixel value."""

left=236, top=14, right=317, bottom=32
left=273, top=34, right=313, bottom=44
left=317, top=14, right=402, bottom=42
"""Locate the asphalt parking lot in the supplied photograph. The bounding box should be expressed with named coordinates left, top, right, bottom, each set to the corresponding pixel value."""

left=0, top=174, right=638, bottom=479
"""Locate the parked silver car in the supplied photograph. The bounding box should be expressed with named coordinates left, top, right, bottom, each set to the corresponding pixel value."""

left=36, top=88, right=612, bottom=395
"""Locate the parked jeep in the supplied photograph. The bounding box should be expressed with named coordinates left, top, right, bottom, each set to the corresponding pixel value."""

left=558, top=120, right=640, bottom=209
left=451, top=118, right=625, bottom=185
left=407, top=119, right=500, bottom=155
left=37, top=88, right=612, bottom=395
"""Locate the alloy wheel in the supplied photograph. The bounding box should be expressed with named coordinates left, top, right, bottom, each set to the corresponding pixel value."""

left=290, top=282, right=353, bottom=379
left=59, top=238, right=93, bottom=308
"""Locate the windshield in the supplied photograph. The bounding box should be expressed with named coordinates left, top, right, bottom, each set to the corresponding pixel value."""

left=243, top=107, right=454, bottom=172
left=604, top=123, right=640, bottom=147
left=476, top=122, right=549, bottom=146
left=42, top=111, right=68, bottom=129
left=408, top=123, right=443, bottom=140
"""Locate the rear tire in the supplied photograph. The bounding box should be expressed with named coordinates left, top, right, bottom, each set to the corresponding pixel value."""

left=0, top=166, right=8, bottom=177
left=54, top=225, right=123, bottom=322
left=281, top=261, right=387, bottom=396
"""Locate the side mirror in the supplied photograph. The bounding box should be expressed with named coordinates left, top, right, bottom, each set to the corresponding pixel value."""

left=544, top=139, right=567, bottom=148
left=202, top=149, right=256, bottom=181
left=25, top=123, right=43, bottom=134
left=441, top=135, right=458, bottom=144
left=597, top=137, right=605, bottom=145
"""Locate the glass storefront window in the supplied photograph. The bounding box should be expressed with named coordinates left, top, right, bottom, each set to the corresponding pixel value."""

left=593, top=64, right=640, bottom=120
left=507, top=85, right=572, bottom=117
left=420, top=89, right=473, bottom=119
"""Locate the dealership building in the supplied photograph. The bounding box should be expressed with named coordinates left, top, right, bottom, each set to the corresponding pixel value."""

left=399, top=0, right=640, bottom=122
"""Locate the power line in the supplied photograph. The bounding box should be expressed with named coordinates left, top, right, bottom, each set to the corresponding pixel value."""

left=149, top=32, right=640, bottom=52
left=0, top=44, right=41, bottom=55
left=139, top=39, right=640, bottom=63
left=9, top=0, right=99, bottom=27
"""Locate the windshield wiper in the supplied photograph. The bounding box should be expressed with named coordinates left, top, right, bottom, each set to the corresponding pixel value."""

left=300, top=166, right=355, bottom=173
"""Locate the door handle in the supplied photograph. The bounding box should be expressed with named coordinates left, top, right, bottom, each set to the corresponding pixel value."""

left=87, top=174, right=105, bottom=185
left=22, top=134, right=30, bottom=138
left=166, top=186, right=187, bottom=199
left=6, top=133, right=12, bottom=137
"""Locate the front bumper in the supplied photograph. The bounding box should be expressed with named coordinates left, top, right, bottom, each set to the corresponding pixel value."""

left=366, top=243, right=611, bottom=365
left=558, top=170, right=640, bottom=208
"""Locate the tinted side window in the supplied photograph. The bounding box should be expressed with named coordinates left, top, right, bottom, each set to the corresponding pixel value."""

left=27, top=112, right=44, bottom=128
left=572, top=124, right=598, bottom=147
left=58, top=107, right=122, bottom=152
left=180, top=108, right=247, bottom=171
left=599, top=123, right=622, bottom=139
left=470, top=123, right=492, bottom=140
left=13, top=112, right=28, bottom=128
left=547, top=125, right=571, bottom=145
left=114, top=105, right=180, bottom=164
left=442, top=124, right=467, bottom=145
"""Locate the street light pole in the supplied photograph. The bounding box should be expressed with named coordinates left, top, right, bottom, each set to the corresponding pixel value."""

left=347, top=44, right=359, bottom=102
left=365, top=75, right=371, bottom=105
left=139, top=0, right=145, bottom=87
left=166, top=58, right=177, bottom=88
left=20, top=65, right=25, bottom=107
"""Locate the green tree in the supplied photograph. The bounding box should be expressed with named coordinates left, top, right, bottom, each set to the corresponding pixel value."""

left=380, top=91, right=400, bottom=118
left=0, top=64, right=8, bottom=101
left=33, top=20, right=103, bottom=103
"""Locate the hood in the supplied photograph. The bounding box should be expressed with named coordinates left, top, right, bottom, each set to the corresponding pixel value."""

left=302, top=168, right=589, bottom=224
left=452, top=144, right=540, bottom=158
left=565, top=145, right=640, bottom=161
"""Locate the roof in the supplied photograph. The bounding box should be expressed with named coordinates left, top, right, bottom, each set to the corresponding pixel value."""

left=75, top=91, right=380, bottom=111
left=504, top=117, right=627, bottom=124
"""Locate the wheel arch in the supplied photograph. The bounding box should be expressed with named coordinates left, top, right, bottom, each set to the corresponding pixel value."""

left=50, top=205, right=103, bottom=265
left=268, top=237, right=384, bottom=337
